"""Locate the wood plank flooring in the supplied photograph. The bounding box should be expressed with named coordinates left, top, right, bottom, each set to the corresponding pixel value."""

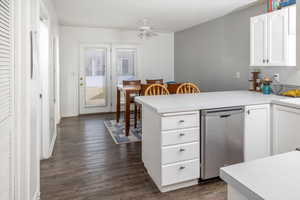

left=41, top=114, right=226, bottom=200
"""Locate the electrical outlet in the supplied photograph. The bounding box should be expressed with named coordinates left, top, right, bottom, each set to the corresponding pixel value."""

left=273, top=73, right=280, bottom=82
left=236, top=72, right=241, bottom=79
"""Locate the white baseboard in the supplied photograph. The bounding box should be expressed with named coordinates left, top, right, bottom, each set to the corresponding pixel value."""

left=33, top=191, right=40, bottom=200
left=41, top=128, right=57, bottom=160
left=48, top=128, right=57, bottom=158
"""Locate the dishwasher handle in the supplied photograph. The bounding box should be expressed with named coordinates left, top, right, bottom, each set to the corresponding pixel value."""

left=202, top=107, right=244, bottom=116
left=220, top=114, right=231, bottom=118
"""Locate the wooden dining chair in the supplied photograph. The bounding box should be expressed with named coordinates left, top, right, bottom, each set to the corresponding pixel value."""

left=123, top=80, right=141, bottom=87
left=134, top=84, right=150, bottom=128
left=134, top=84, right=169, bottom=128
left=176, top=83, right=200, bottom=94
left=167, top=83, right=181, bottom=94
left=146, top=79, right=164, bottom=84
left=122, top=80, right=141, bottom=128
left=145, top=84, right=170, bottom=96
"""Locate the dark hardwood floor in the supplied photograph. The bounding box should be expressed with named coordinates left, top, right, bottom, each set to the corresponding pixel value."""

left=41, top=114, right=226, bottom=200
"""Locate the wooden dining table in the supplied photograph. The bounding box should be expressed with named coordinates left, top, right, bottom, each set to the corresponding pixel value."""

left=116, top=84, right=141, bottom=136
left=116, top=83, right=181, bottom=136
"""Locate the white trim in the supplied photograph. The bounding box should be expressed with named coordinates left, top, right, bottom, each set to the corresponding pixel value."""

left=33, top=191, right=41, bottom=200
left=42, top=127, right=57, bottom=159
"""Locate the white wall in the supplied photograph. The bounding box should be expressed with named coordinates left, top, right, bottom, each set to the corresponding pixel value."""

left=60, top=26, right=174, bottom=117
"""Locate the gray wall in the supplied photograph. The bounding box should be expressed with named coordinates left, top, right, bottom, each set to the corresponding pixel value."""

left=175, top=4, right=266, bottom=92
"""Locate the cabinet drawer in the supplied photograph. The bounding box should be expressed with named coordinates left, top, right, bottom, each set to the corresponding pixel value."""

left=161, top=113, right=199, bottom=131
left=161, top=160, right=199, bottom=186
left=162, top=142, right=199, bottom=165
left=162, top=128, right=199, bottom=146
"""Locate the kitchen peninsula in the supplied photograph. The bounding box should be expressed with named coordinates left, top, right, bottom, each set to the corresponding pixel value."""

left=135, top=91, right=294, bottom=192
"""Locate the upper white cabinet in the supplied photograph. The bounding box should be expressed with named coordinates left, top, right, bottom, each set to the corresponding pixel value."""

left=273, top=105, right=300, bottom=155
left=251, top=15, right=268, bottom=66
left=244, top=104, right=271, bottom=162
left=250, top=6, right=296, bottom=67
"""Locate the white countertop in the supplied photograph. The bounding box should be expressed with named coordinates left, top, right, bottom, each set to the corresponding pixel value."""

left=135, top=91, right=287, bottom=113
left=220, top=151, right=300, bottom=200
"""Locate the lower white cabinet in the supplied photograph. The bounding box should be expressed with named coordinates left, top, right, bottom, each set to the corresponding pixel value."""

left=142, top=107, right=200, bottom=192
left=244, top=104, right=271, bottom=161
left=273, top=105, right=300, bottom=154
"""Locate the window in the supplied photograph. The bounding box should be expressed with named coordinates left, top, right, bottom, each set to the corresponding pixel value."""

left=116, top=48, right=137, bottom=85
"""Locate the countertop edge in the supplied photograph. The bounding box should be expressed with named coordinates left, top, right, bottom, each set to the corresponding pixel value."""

left=135, top=91, right=292, bottom=114
left=271, top=100, right=300, bottom=109
left=220, top=169, right=264, bottom=200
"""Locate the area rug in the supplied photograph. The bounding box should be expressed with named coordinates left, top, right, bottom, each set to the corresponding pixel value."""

left=104, top=119, right=142, bottom=144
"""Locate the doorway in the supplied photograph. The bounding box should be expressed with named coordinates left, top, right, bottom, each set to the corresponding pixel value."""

left=79, top=44, right=138, bottom=114
left=79, top=45, right=112, bottom=114
left=111, top=45, right=138, bottom=111
left=39, top=17, right=56, bottom=159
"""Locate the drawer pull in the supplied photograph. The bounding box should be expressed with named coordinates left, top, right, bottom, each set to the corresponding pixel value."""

left=179, top=148, right=186, bottom=152
left=179, top=133, right=185, bottom=137
left=178, top=120, right=185, bottom=123
left=179, top=166, right=186, bottom=170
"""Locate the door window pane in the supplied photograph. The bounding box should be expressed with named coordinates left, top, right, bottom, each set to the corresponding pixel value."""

left=84, top=48, right=107, bottom=107
left=116, top=49, right=137, bottom=85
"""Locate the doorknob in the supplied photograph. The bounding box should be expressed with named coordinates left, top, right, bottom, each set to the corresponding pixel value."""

left=80, top=77, right=83, bottom=80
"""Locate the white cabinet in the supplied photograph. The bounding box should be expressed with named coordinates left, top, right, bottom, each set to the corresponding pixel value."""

left=250, top=15, right=268, bottom=66
left=273, top=105, right=300, bottom=154
left=267, top=9, right=289, bottom=66
left=244, top=104, right=271, bottom=162
left=250, top=6, right=296, bottom=67
left=142, top=108, right=200, bottom=192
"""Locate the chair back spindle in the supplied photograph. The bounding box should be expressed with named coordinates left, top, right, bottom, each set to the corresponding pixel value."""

left=145, top=84, right=170, bottom=96
left=176, top=83, right=200, bottom=94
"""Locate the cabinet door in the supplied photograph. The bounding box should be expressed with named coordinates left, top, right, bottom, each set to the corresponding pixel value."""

left=250, top=15, right=268, bottom=66
left=273, top=105, right=300, bottom=155
left=244, top=105, right=270, bottom=162
left=267, top=9, right=289, bottom=66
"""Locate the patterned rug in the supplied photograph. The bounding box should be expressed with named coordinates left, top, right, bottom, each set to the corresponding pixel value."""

left=104, top=119, right=142, bottom=144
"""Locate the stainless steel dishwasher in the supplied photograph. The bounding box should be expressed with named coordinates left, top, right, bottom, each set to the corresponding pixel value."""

left=200, top=107, right=244, bottom=180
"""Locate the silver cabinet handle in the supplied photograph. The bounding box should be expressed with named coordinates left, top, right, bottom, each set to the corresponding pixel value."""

left=179, top=120, right=185, bottom=123
left=179, top=133, right=185, bottom=137
left=267, top=59, right=269, bottom=63
left=247, top=110, right=250, bottom=115
left=179, top=148, right=185, bottom=152
left=263, top=59, right=266, bottom=63
left=179, top=166, right=185, bottom=170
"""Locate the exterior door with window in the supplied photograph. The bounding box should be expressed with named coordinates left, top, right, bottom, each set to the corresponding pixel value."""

left=111, top=45, right=138, bottom=111
left=79, top=45, right=111, bottom=114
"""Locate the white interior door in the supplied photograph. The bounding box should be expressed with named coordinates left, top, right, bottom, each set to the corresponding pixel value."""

left=39, top=18, right=52, bottom=159
left=111, top=45, right=138, bottom=111
left=79, top=45, right=111, bottom=114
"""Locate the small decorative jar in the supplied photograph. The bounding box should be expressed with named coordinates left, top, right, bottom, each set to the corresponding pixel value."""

left=262, top=78, right=272, bottom=95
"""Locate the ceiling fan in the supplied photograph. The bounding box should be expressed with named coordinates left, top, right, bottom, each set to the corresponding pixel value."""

left=138, top=19, right=158, bottom=39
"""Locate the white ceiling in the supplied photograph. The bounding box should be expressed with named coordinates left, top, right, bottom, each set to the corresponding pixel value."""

left=53, top=0, right=260, bottom=32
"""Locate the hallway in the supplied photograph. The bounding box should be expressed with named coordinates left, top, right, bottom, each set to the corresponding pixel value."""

left=41, top=114, right=226, bottom=200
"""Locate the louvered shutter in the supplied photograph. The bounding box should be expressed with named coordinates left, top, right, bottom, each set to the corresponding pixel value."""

left=0, top=0, right=11, bottom=123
